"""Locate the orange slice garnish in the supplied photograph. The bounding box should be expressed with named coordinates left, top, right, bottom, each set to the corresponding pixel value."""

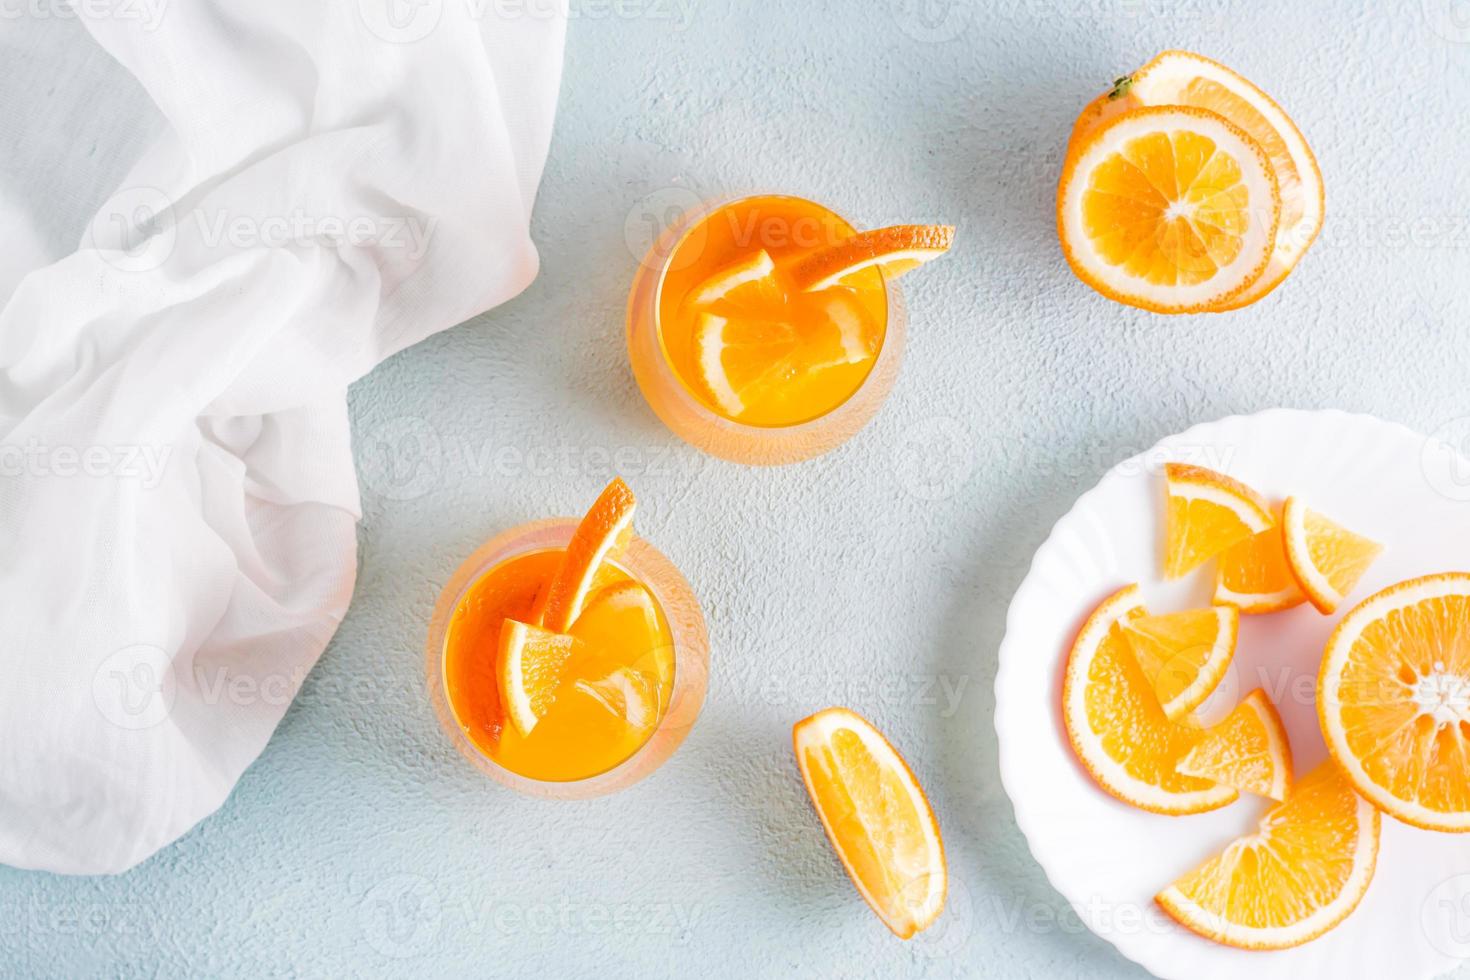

left=690, top=291, right=879, bottom=422
left=793, top=707, right=946, bottom=939
left=1066, top=51, right=1324, bottom=310
left=568, top=580, right=674, bottom=715
left=1062, top=585, right=1238, bottom=815
left=1176, top=688, right=1293, bottom=800
left=1162, top=463, right=1273, bottom=579
left=1058, top=105, right=1280, bottom=313
left=1120, top=605, right=1238, bottom=722
left=1214, top=521, right=1306, bottom=613
left=682, top=248, right=777, bottom=308
left=1157, top=763, right=1380, bottom=949
left=1319, top=573, right=1470, bottom=832
left=573, top=667, right=660, bottom=737
left=1282, top=496, right=1383, bottom=614
left=497, top=619, right=584, bottom=736
left=788, top=224, right=954, bottom=292
left=537, top=477, right=637, bottom=633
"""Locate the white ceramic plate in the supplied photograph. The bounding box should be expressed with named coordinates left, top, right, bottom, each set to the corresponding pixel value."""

left=995, top=409, right=1470, bottom=979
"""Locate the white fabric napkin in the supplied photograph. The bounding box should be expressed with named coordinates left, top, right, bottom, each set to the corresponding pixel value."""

left=0, top=1, right=565, bottom=873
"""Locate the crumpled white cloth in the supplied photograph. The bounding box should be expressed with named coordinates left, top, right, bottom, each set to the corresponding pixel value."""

left=0, top=0, right=565, bottom=873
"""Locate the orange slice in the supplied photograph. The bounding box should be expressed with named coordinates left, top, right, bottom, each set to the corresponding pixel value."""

left=793, top=707, right=946, bottom=939
left=683, top=248, right=778, bottom=308
left=789, top=224, right=954, bottom=292
left=1319, top=573, right=1470, bottom=831
left=1157, top=763, right=1380, bottom=949
left=569, top=580, right=675, bottom=714
left=691, top=295, right=878, bottom=422
left=537, top=477, right=637, bottom=633
left=1176, top=689, right=1293, bottom=800
left=1214, top=522, right=1307, bottom=613
left=574, top=667, right=660, bottom=734
left=1066, top=51, right=1323, bottom=310
left=1058, top=105, right=1280, bottom=314
left=1163, top=463, right=1273, bottom=579
left=1062, top=585, right=1238, bottom=814
left=1120, top=605, right=1238, bottom=721
left=1282, top=496, right=1384, bottom=614
left=497, top=620, right=584, bottom=736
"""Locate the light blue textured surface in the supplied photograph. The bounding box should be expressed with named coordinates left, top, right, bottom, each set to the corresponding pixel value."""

left=6, top=2, right=1470, bottom=977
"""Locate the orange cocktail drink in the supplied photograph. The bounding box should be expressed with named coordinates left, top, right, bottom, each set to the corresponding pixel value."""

left=628, top=194, right=952, bottom=465
left=427, top=480, right=707, bottom=797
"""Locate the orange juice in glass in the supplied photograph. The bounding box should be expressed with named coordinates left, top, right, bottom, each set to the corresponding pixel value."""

left=627, top=194, right=953, bottom=465
left=426, top=479, right=707, bottom=798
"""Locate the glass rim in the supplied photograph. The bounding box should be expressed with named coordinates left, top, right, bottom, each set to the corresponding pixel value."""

left=425, top=517, right=709, bottom=800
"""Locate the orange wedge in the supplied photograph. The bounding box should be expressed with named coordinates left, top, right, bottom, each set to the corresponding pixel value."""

left=1062, top=585, right=1238, bottom=815
left=789, top=224, right=954, bottom=292
left=691, top=294, right=878, bottom=422
left=1319, top=573, right=1470, bottom=832
left=1282, top=496, right=1383, bottom=614
left=497, top=620, right=584, bottom=736
left=573, top=667, right=660, bottom=735
left=1066, top=51, right=1323, bottom=310
left=1176, top=689, right=1293, bottom=800
left=1157, top=763, right=1380, bottom=950
left=537, top=477, right=637, bottom=633
left=1120, top=605, right=1238, bottom=721
left=569, top=580, right=675, bottom=714
left=1214, top=522, right=1307, bottom=613
left=1163, top=463, right=1273, bottom=579
left=1058, top=105, right=1280, bottom=313
left=793, top=707, right=946, bottom=939
left=683, top=248, right=778, bottom=308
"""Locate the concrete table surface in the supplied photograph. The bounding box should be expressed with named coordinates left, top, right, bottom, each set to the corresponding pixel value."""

left=5, top=2, right=1470, bottom=977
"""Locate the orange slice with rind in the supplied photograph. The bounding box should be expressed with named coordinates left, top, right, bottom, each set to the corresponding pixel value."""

left=1120, top=605, right=1238, bottom=721
left=1176, top=688, right=1293, bottom=800
left=537, top=477, right=637, bottom=633
left=1282, top=496, right=1384, bottom=614
left=683, top=248, right=777, bottom=308
left=691, top=295, right=878, bottom=421
left=1062, top=584, right=1238, bottom=815
left=793, top=707, right=946, bottom=939
left=569, top=579, right=675, bottom=715
left=497, top=620, right=584, bottom=736
left=1163, top=463, right=1273, bottom=579
left=789, top=224, right=954, bottom=292
left=1214, top=522, right=1306, bottom=613
left=1058, top=105, right=1280, bottom=314
left=1157, top=763, right=1379, bottom=950
left=1319, top=572, right=1470, bottom=832
left=1067, top=51, right=1323, bottom=310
